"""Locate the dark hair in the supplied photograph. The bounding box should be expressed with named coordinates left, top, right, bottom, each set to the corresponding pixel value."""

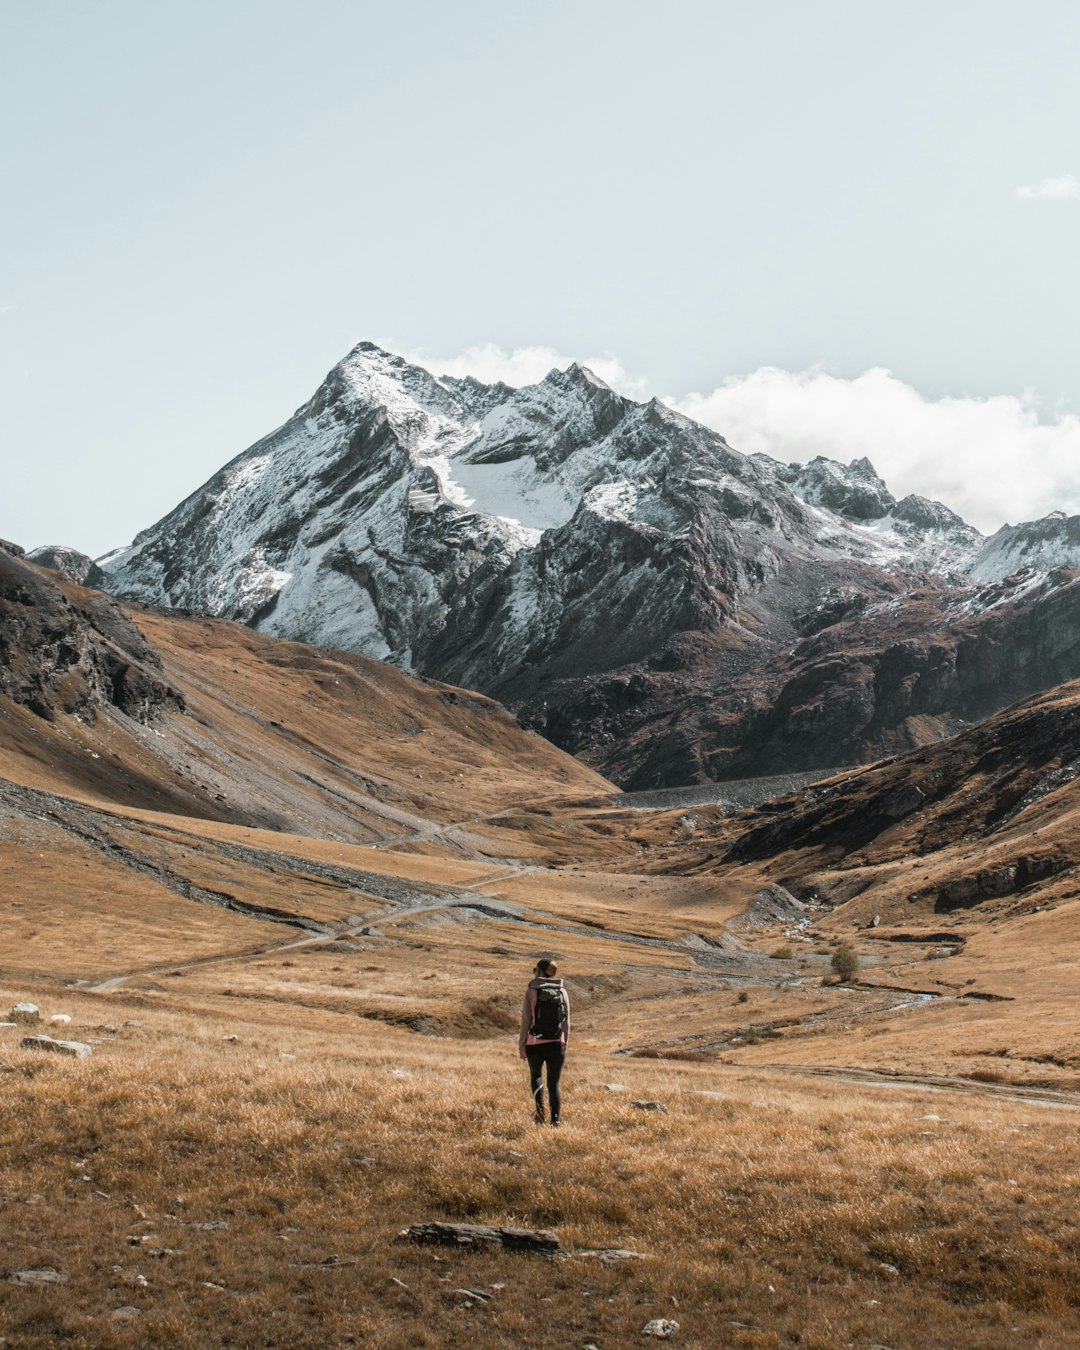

left=534, top=957, right=557, bottom=976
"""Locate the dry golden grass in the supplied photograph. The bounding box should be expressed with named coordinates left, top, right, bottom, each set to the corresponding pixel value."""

left=1, top=1006, right=1078, bottom=1350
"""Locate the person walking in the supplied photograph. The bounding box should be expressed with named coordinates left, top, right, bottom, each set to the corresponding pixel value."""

left=519, top=958, right=570, bottom=1126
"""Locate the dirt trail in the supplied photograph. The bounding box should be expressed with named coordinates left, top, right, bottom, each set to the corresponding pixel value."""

left=767, top=1063, right=1080, bottom=1110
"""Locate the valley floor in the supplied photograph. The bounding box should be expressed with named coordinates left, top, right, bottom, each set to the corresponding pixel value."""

left=2, top=802, right=1079, bottom=1349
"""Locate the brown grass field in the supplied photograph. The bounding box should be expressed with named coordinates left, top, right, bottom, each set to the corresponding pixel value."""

left=3, top=596, right=1080, bottom=1347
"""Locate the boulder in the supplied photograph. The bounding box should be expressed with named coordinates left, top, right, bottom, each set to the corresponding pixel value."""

left=11, top=1002, right=40, bottom=1024
left=10, top=1268, right=66, bottom=1286
left=21, top=1034, right=93, bottom=1058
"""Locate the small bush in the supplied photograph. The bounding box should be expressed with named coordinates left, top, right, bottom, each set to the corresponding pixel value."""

left=737, top=990, right=749, bottom=1003
left=830, top=945, right=859, bottom=982
left=770, top=945, right=794, bottom=960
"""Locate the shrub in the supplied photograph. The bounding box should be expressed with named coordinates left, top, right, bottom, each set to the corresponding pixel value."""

left=770, top=945, right=794, bottom=960
left=830, top=945, right=859, bottom=982
left=737, top=990, right=749, bottom=1003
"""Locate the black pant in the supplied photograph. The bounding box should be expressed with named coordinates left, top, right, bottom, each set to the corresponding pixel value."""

left=526, top=1042, right=565, bottom=1121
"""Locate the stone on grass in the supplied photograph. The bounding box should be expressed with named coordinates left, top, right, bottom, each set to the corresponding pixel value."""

left=396, top=1221, right=563, bottom=1257
left=21, top=1034, right=92, bottom=1058
left=10, top=1268, right=66, bottom=1286
left=642, top=1318, right=680, bottom=1338
left=631, top=1099, right=668, bottom=1113
left=0, top=1022, right=17, bottom=1029
left=110, top=1307, right=141, bottom=1323
left=50, top=1013, right=72, bottom=1024
left=604, top=1083, right=626, bottom=1092
left=578, top=1248, right=648, bottom=1263
left=11, top=1002, right=40, bottom=1024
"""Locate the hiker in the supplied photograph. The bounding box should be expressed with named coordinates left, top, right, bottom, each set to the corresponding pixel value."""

left=519, top=957, right=570, bottom=1126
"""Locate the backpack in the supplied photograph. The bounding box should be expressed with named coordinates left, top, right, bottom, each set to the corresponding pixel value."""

left=531, top=981, right=566, bottom=1039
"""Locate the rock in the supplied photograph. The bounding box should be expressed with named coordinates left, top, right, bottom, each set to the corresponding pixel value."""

left=604, top=1083, right=627, bottom=1092
left=642, top=1318, right=680, bottom=1338
left=11, top=1002, right=40, bottom=1024
left=21, top=1034, right=92, bottom=1058
left=395, top=1221, right=563, bottom=1257
left=50, top=1013, right=72, bottom=1024
left=110, top=1307, right=141, bottom=1324
left=878, top=1261, right=900, bottom=1277
left=10, top=1268, right=66, bottom=1286
left=0, top=1022, right=17, bottom=1029
left=631, top=1100, right=668, bottom=1113
left=578, top=1248, right=648, bottom=1263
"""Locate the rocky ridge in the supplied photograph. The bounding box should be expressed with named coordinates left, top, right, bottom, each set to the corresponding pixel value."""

left=0, top=541, right=181, bottom=725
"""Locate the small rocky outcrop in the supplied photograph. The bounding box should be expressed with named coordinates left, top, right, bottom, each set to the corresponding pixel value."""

left=730, top=884, right=807, bottom=931
left=0, top=547, right=182, bottom=724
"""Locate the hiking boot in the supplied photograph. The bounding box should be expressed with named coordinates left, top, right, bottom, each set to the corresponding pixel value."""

left=534, top=1108, right=546, bottom=1125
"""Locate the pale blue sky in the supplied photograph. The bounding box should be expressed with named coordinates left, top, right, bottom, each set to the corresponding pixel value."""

left=3, top=0, right=1080, bottom=554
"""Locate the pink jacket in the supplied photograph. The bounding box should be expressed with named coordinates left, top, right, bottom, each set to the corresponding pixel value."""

left=519, top=977, right=570, bottom=1053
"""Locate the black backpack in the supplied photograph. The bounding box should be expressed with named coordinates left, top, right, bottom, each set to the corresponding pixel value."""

left=531, top=981, right=566, bottom=1039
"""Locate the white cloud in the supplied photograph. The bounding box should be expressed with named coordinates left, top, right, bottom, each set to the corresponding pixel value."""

left=1015, top=174, right=1080, bottom=200
left=666, top=367, right=1080, bottom=534
left=403, top=342, right=648, bottom=398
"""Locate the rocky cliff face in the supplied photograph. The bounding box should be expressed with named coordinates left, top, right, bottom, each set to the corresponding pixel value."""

left=90, top=343, right=1080, bottom=787
left=0, top=542, right=182, bottom=724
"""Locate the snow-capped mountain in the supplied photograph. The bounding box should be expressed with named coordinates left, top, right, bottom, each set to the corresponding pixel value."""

left=94, top=343, right=1080, bottom=787
left=968, top=511, right=1080, bottom=583
left=97, top=343, right=975, bottom=658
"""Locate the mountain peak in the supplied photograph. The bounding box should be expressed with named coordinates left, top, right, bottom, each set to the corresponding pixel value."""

left=537, top=362, right=615, bottom=397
